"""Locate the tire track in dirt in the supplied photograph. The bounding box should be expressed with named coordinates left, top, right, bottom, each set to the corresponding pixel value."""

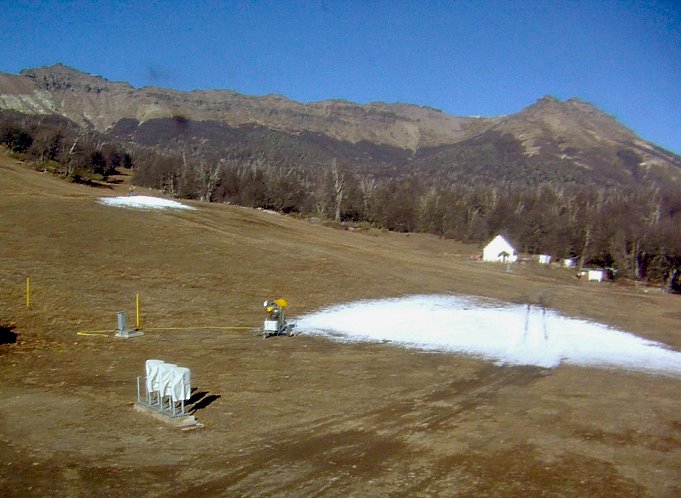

left=360, top=363, right=549, bottom=432
left=171, top=363, right=550, bottom=496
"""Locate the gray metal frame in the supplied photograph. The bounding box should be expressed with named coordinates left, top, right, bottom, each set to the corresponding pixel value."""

left=136, top=375, right=187, bottom=417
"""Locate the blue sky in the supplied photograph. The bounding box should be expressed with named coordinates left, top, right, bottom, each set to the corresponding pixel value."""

left=2, top=0, right=680, bottom=154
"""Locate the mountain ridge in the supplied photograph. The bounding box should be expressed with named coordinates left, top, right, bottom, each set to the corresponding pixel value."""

left=1, top=64, right=680, bottom=188
left=5, top=64, right=488, bottom=150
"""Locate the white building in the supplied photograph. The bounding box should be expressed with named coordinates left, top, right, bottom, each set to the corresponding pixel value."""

left=482, top=235, right=518, bottom=263
left=578, top=268, right=607, bottom=282
left=587, top=269, right=605, bottom=282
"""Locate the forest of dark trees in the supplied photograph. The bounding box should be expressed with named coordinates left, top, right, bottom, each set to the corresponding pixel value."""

left=2, top=110, right=680, bottom=291
left=0, top=111, right=132, bottom=183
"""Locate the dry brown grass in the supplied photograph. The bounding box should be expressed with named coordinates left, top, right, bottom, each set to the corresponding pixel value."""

left=1, top=153, right=680, bottom=497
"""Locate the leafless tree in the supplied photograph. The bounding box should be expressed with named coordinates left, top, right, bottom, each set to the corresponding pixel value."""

left=195, top=159, right=222, bottom=202
left=331, top=159, right=345, bottom=222
left=359, top=175, right=377, bottom=220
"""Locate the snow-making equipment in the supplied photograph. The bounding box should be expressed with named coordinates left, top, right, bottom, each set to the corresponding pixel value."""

left=263, top=298, right=292, bottom=337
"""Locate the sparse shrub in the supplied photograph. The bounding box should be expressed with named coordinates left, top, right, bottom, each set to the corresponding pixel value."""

left=354, top=221, right=373, bottom=232
left=39, top=160, right=61, bottom=174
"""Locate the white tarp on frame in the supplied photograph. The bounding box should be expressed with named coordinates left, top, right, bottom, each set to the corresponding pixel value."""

left=169, top=366, right=191, bottom=402
left=145, top=359, right=165, bottom=394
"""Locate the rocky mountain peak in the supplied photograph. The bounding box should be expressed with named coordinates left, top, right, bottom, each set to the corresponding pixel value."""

left=500, top=95, right=639, bottom=149
left=523, top=95, right=596, bottom=116
left=20, top=63, right=132, bottom=92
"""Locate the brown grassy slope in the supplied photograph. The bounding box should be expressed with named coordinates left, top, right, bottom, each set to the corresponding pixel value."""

left=0, top=153, right=677, bottom=345
left=1, top=153, right=680, bottom=497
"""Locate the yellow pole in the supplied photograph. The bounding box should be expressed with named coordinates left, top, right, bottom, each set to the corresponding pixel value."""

left=26, top=276, right=30, bottom=308
left=136, top=293, right=140, bottom=329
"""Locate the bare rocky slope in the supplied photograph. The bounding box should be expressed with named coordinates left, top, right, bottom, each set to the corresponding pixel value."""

left=0, top=64, right=486, bottom=150
left=1, top=63, right=680, bottom=186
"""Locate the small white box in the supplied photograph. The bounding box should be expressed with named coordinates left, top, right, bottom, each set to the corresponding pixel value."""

left=264, top=320, right=279, bottom=332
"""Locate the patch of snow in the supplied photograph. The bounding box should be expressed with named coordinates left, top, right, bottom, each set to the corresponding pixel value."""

left=294, top=295, right=681, bottom=377
left=256, top=208, right=281, bottom=215
left=98, top=195, right=196, bottom=210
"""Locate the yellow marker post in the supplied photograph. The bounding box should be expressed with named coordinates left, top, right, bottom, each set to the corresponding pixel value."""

left=26, top=276, right=30, bottom=308
left=136, top=293, right=140, bottom=330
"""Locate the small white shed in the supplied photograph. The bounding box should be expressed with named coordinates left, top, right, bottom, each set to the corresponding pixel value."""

left=578, top=268, right=607, bottom=282
left=482, top=235, right=518, bottom=263
left=587, top=270, right=605, bottom=282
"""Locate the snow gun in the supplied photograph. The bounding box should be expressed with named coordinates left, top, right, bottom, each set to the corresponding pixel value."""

left=263, top=298, right=292, bottom=337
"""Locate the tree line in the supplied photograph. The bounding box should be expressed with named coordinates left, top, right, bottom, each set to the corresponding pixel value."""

left=131, top=148, right=681, bottom=290
left=2, top=110, right=680, bottom=290
left=0, top=111, right=132, bottom=183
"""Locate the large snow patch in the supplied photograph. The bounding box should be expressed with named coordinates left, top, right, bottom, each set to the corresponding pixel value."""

left=98, top=195, right=196, bottom=210
left=295, top=295, right=681, bottom=376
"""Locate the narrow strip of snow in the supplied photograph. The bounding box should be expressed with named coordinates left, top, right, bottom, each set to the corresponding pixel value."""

left=294, top=295, right=681, bottom=377
left=98, top=195, right=196, bottom=210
